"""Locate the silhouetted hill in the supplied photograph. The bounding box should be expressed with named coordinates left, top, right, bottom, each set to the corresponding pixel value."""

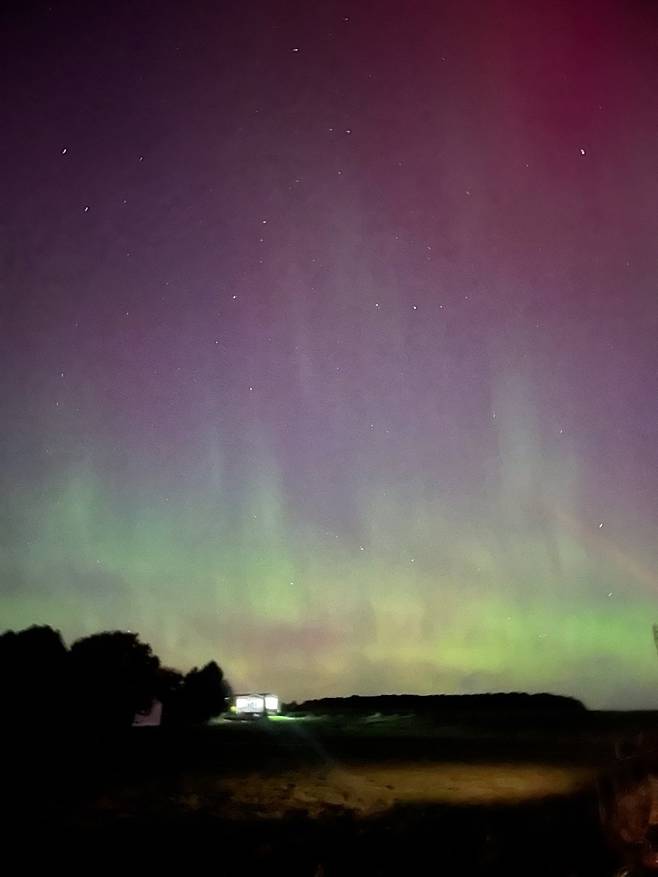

left=286, top=692, right=587, bottom=715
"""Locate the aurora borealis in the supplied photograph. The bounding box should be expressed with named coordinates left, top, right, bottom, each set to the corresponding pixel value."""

left=1, top=0, right=657, bottom=708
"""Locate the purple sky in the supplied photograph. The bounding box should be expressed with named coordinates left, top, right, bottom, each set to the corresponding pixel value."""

left=1, top=0, right=657, bottom=707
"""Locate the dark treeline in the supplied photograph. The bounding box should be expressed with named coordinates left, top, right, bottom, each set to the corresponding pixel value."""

left=288, top=692, right=587, bottom=715
left=0, top=624, right=231, bottom=729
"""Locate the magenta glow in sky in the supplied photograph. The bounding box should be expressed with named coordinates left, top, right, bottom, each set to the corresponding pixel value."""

left=1, top=0, right=657, bottom=707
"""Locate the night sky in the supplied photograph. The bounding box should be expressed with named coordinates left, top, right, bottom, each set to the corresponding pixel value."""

left=2, top=0, right=657, bottom=708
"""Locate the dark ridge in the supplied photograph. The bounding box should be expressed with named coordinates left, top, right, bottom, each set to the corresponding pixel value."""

left=286, top=692, right=587, bottom=715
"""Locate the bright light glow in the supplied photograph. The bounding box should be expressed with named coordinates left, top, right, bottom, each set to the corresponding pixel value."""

left=235, top=694, right=265, bottom=714
left=233, top=693, right=279, bottom=715
left=264, top=694, right=279, bottom=712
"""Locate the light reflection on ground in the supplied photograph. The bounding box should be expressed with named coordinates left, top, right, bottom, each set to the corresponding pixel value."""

left=216, top=762, right=598, bottom=818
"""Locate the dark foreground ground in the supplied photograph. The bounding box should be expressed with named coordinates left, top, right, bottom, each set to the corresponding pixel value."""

left=4, top=710, right=658, bottom=875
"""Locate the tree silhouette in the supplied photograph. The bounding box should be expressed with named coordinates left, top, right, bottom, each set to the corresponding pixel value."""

left=154, top=665, right=184, bottom=724
left=0, top=625, right=69, bottom=725
left=0, top=625, right=233, bottom=729
left=69, top=631, right=161, bottom=728
left=174, top=661, right=232, bottom=725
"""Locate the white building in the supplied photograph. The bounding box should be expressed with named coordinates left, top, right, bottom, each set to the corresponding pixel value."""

left=231, top=693, right=279, bottom=717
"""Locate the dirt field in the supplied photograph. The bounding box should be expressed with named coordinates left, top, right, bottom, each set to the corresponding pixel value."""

left=179, top=760, right=598, bottom=818
left=5, top=711, right=658, bottom=874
